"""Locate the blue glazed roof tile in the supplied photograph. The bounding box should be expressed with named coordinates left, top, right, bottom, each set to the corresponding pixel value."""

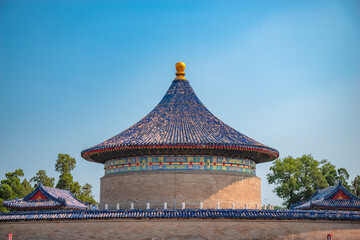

left=1, top=209, right=360, bottom=222
left=82, top=78, right=279, bottom=163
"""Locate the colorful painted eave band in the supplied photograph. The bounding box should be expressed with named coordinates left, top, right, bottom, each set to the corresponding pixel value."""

left=81, top=144, right=279, bottom=163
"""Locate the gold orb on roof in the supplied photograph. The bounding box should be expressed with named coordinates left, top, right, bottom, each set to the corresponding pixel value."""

left=175, top=62, right=186, bottom=80
left=175, top=62, right=186, bottom=72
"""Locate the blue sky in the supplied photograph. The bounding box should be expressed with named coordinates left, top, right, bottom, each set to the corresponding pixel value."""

left=0, top=0, right=359, bottom=206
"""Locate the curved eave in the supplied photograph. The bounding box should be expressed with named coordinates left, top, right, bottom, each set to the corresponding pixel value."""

left=295, top=199, right=360, bottom=210
left=3, top=204, right=86, bottom=211
left=311, top=202, right=360, bottom=210
left=2, top=199, right=65, bottom=210
left=81, top=144, right=279, bottom=164
left=3, top=204, right=65, bottom=211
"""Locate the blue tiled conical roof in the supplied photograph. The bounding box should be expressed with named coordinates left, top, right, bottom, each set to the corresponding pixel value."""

left=82, top=75, right=278, bottom=163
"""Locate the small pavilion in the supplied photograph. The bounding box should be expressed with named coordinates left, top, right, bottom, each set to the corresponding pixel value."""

left=293, top=181, right=360, bottom=211
left=3, top=182, right=87, bottom=211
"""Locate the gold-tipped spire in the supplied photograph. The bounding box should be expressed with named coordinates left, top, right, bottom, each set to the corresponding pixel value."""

left=174, top=62, right=186, bottom=80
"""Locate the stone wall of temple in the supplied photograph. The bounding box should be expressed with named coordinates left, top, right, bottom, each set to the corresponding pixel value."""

left=1, top=219, right=359, bottom=240
left=100, top=170, right=261, bottom=209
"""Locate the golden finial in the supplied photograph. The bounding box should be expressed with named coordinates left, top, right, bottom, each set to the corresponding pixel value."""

left=175, top=62, right=186, bottom=80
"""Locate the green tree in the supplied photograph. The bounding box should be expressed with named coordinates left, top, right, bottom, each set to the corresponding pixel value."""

left=21, top=178, right=33, bottom=197
left=267, top=156, right=303, bottom=208
left=1, top=169, right=25, bottom=197
left=299, top=155, right=328, bottom=200
left=30, top=170, right=55, bottom=187
left=352, top=175, right=360, bottom=197
left=70, top=181, right=96, bottom=204
left=55, top=153, right=97, bottom=204
left=0, top=184, right=15, bottom=201
left=0, top=198, right=8, bottom=212
left=320, top=160, right=338, bottom=186
left=70, top=181, right=81, bottom=196
left=0, top=169, right=33, bottom=198
left=55, top=154, right=76, bottom=190
left=74, top=183, right=97, bottom=204
left=0, top=169, right=34, bottom=212
left=337, top=168, right=350, bottom=189
left=0, top=181, right=16, bottom=212
left=267, top=155, right=327, bottom=208
left=320, top=160, right=351, bottom=191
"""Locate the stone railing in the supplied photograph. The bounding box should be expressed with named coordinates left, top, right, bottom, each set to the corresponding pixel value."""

left=100, top=202, right=262, bottom=210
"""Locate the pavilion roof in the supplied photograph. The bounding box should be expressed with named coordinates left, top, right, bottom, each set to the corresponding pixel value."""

left=293, top=182, right=360, bottom=211
left=82, top=63, right=279, bottom=163
left=3, top=183, right=87, bottom=210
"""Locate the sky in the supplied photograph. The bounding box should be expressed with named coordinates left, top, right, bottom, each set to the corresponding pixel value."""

left=0, top=0, right=359, bottom=206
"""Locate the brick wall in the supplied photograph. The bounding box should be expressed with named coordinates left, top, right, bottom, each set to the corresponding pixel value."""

left=100, top=170, right=261, bottom=209
left=1, top=219, right=359, bottom=240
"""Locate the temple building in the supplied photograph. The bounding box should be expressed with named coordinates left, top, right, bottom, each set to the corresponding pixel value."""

left=2, top=63, right=359, bottom=240
left=3, top=182, right=87, bottom=211
left=81, top=62, right=279, bottom=209
left=293, top=181, right=360, bottom=211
